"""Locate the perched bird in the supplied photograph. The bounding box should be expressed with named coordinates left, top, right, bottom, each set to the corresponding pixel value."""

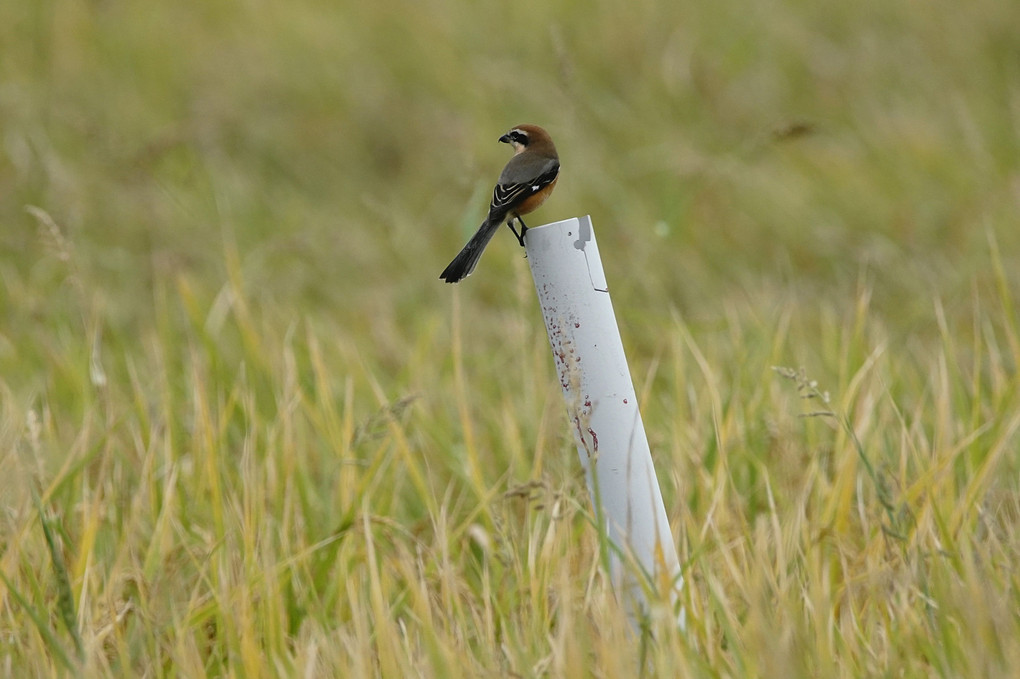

left=440, top=124, right=559, bottom=283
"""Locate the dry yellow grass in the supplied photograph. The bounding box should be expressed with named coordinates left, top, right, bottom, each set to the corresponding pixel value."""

left=2, top=0, right=1019, bottom=676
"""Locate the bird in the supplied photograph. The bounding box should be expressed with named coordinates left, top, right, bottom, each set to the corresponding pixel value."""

left=439, top=124, right=559, bottom=283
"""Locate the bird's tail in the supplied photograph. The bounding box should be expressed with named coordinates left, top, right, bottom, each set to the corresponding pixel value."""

left=439, top=217, right=501, bottom=283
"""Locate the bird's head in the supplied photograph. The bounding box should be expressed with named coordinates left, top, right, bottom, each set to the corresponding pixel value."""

left=498, top=124, right=555, bottom=156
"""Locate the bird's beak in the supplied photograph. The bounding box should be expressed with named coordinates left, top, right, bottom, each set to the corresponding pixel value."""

left=498, top=132, right=511, bottom=144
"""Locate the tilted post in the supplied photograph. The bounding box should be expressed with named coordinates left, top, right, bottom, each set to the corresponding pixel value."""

left=526, top=215, right=684, bottom=624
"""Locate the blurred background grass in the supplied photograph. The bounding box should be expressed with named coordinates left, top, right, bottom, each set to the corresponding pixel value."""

left=2, top=0, right=1019, bottom=675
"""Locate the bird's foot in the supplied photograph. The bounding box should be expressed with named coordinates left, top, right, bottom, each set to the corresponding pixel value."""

left=508, top=220, right=526, bottom=247
left=512, top=217, right=529, bottom=247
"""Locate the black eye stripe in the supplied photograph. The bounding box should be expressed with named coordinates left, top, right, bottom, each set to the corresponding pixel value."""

left=511, top=131, right=529, bottom=145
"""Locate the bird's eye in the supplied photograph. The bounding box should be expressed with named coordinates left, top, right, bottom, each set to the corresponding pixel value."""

left=512, top=131, right=528, bottom=145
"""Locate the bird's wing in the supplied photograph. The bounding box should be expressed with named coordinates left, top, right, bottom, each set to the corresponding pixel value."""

left=490, top=157, right=560, bottom=215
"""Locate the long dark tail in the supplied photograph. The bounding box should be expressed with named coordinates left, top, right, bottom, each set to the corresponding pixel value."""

left=439, top=217, right=501, bottom=283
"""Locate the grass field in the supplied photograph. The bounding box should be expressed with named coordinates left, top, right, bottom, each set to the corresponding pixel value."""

left=2, top=0, right=1019, bottom=676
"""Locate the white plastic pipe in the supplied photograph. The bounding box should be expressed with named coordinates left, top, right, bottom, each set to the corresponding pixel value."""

left=525, top=215, right=683, bottom=623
